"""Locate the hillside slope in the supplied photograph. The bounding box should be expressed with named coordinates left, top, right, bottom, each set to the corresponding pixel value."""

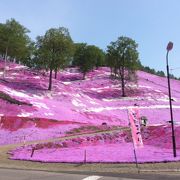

left=0, top=60, right=180, bottom=126
left=1, top=60, right=180, bottom=163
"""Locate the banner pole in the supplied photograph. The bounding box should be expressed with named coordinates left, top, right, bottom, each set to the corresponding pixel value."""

left=127, top=108, right=140, bottom=174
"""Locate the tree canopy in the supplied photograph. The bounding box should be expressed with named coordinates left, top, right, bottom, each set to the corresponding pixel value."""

left=106, top=36, right=139, bottom=96
left=73, top=43, right=105, bottom=79
left=0, top=18, right=31, bottom=61
left=34, top=27, right=73, bottom=90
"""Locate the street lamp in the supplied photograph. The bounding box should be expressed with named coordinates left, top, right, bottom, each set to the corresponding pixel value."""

left=166, top=41, right=176, bottom=157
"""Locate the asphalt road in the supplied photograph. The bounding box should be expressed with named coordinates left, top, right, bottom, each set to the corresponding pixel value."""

left=0, top=168, right=180, bottom=180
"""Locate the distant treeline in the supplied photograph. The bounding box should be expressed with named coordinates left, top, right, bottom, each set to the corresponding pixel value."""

left=139, top=64, right=180, bottom=80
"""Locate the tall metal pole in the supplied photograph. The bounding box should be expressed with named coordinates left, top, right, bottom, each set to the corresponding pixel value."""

left=166, top=48, right=176, bottom=157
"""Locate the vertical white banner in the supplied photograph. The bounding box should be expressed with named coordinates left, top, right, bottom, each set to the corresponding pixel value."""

left=128, top=108, right=143, bottom=148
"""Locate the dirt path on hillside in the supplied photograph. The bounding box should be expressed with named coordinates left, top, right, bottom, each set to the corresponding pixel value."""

left=1, top=127, right=128, bottom=149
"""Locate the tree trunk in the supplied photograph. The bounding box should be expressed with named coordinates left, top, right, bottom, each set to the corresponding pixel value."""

left=3, top=46, right=8, bottom=79
left=121, top=55, right=125, bottom=97
left=110, top=67, right=113, bottom=76
left=83, top=72, right=86, bottom=80
left=55, top=69, right=57, bottom=79
left=121, top=72, right=125, bottom=97
left=114, top=67, right=117, bottom=78
left=48, top=68, right=53, bottom=90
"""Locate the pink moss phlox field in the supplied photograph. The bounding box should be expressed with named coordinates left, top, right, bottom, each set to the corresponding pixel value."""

left=1, top=60, right=180, bottom=126
left=10, top=125, right=180, bottom=163
left=0, top=116, right=83, bottom=145
left=1, top=60, right=180, bottom=162
left=10, top=144, right=180, bottom=163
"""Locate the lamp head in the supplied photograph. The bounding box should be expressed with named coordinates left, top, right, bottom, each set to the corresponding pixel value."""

left=167, top=41, right=173, bottom=51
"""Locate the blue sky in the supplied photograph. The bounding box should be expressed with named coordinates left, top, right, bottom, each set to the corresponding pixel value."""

left=0, top=0, right=180, bottom=77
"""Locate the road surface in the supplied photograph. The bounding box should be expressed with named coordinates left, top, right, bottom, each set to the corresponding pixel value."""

left=0, top=168, right=180, bottom=180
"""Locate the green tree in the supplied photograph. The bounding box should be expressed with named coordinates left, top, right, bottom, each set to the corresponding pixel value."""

left=21, top=41, right=36, bottom=68
left=35, top=27, right=73, bottom=90
left=106, top=36, right=139, bottom=97
left=92, top=46, right=105, bottom=69
left=0, top=18, right=30, bottom=77
left=73, top=44, right=103, bottom=79
left=106, top=45, right=118, bottom=77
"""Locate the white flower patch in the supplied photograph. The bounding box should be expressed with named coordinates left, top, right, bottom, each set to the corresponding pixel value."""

left=73, top=94, right=81, bottom=98
left=64, top=71, right=71, bottom=74
left=104, top=72, right=111, bottom=76
left=33, top=102, right=49, bottom=109
left=58, top=92, right=72, bottom=97
left=111, top=85, right=120, bottom=88
left=44, top=112, right=54, bottom=116
left=33, top=94, right=44, bottom=100
left=79, top=93, right=99, bottom=103
left=128, top=84, right=138, bottom=88
left=85, top=105, right=180, bottom=113
left=90, top=87, right=100, bottom=91
left=33, top=76, right=40, bottom=79
left=154, top=90, right=162, bottom=93
left=156, top=98, right=170, bottom=102
left=102, top=98, right=118, bottom=102
left=6, top=77, right=14, bottom=79
left=102, top=97, right=144, bottom=102
left=90, top=86, right=112, bottom=91
left=85, top=107, right=115, bottom=112
left=89, top=100, right=99, bottom=105
left=146, top=94, right=174, bottom=102
left=72, top=99, right=86, bottom=107
left=96, top=74, right=106, bottom=77
left=4, top=88, right=31, bottom=99
left=62, top=92, right=70, bottom=95
left=146, top=97, right=153, bottom=101
left=150, top=123, right=165, bottom=126
left=13, top=65, right=27, bottom=69
left=17, top=112, right=33, bottom=117
left=100, top=95, right=176, bottom=103
left=62, top=82, right=72, bottom=85
left=97, top=90, right=103, bottom=93
left=46, top=93, right=53, bottom=99
left=139, top=85, right=152, bottom=89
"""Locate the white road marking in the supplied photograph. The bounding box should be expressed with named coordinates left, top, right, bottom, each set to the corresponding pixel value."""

left=82, top=175, right=102, bottom=180
left=120, top=178, right=141, bottom=180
